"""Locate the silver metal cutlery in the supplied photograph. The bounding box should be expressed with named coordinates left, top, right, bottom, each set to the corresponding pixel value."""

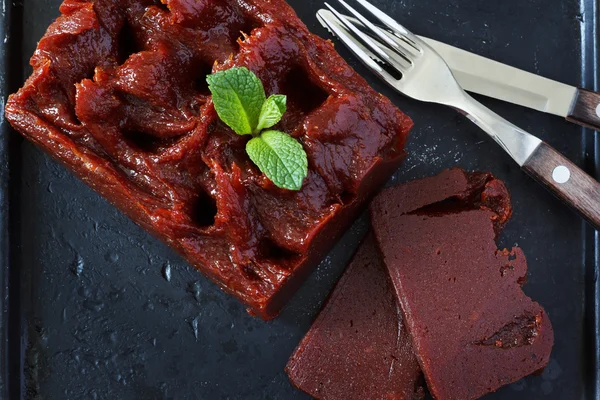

left=319, top=0, right=600, bottom=229
left=317, top=9, right=600, bottom=131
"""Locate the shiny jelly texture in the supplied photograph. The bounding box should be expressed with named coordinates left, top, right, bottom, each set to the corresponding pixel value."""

left=6, top=0, right=412, bottom=319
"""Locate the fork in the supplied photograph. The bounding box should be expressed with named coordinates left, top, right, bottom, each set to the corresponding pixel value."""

left=320, top=0, right=600, bottom=229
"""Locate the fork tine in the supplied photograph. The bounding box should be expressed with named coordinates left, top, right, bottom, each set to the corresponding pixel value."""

left=336, top=0, right=417, bottom=61
left=355, top=0, right=421, bottom=51
left=324, top=3, right=411, bottom=72
left=334, top=12, right=420, bottom=58
left=318, top=9, right=389, bottom=66
left=319, top=7, right=401, bottom=85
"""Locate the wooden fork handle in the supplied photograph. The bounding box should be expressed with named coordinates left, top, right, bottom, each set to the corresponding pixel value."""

left=523, top=142, right=600, bottom=230
left=566, top=88, right=600, bottom=131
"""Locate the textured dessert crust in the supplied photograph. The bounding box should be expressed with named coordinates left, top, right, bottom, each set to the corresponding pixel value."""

left=286, top=234, right=424, bottom=400
left=371, top=168, right=554, bottom=400
left=5, top=0, right=412, bottom=318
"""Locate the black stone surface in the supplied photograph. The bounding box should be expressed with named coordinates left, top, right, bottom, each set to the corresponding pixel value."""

left=0, top=0, right=598, bottom=399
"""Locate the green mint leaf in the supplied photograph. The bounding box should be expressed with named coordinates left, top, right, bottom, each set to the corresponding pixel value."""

left=207, top=67, right=266, bottom=135
left=246, top=130, right=308, bottom=191
left=255, top=94, right=287, bottom=133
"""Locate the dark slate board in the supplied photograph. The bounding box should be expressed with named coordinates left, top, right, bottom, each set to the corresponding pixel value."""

left=0, top=0, right=598, bottom=398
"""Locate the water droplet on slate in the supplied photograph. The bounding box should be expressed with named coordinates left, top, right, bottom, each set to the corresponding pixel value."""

left=108, top=288, right=125, bottom=301
left=39, top=331, right=49, bottom=348
left=510, top=380, right=527, bottom=391
left=83, top=299, right=105, bottom=312
left=189, top=281, right=202, bottom=302
left=162, top=263, right=172, bottom=282
left=72, top=254, right=84, bottom=277
left=191, top=315, right=201, bottom=341
left=105, top=251, right=119, bottom=263
left=542, top=359, right=562, bottom=380
left=47, top=182, right=53, bottom=193
left=62, top=307, right=68, bottom=322
left=78, top=286, right=91, bottom=298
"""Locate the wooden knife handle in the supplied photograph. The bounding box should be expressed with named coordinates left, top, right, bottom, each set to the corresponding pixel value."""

left=523, top=142, right=600, bottom=230
left=566, top=88, right=600, bottom=131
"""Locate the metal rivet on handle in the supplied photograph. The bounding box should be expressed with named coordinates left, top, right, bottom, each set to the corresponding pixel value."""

left=552, top=165, right=571, bottom=184
left=596, top=103, right=600, bottom=118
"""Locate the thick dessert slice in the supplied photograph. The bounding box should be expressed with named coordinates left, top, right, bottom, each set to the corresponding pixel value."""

left=286, top=234, right=423, bottom=400
left=5, top=0, right=412, bottom=319
left=371, top=169, right=554, bottom=400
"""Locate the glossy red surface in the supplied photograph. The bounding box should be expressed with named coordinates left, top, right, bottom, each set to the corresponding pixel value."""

left=5, top=0, right=412, bottom=318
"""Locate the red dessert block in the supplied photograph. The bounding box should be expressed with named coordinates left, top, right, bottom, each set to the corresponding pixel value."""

left=371, top=169, right=554, bottom=400
left=5, top=0, right=412, bottom=319
left=286, top=234, right=423, bottom=400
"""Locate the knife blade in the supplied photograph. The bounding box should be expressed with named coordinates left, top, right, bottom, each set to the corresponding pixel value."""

left=317, top=9, right=600, bottom=131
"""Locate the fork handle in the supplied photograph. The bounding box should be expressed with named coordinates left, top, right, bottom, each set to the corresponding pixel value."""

left=522, top=142, right=600, bottom=228
left=459, top=93, right=600, bottom=230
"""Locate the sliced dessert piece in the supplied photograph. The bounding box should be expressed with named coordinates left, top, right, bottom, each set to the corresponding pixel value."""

left=5, top=0, right=412, bottom=319
left=371, top=168, right=554, bottom=400
left=286, top=234, right=423, bottom=400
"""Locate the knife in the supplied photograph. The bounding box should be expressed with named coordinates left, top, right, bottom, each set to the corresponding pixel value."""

left=317, top=9, right=600, bottom=132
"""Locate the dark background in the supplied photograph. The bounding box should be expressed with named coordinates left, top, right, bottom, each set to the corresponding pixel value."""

left=1, top=0, right=598, bottom=399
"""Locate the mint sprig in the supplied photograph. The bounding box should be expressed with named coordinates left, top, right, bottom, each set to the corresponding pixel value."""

left=246, top=130, right=308, bottom=191
left=256, top=95, right=286, bottom=133
left=206, top=67, right=266, bottom=135
left=207, top=67, right=308, bottom=191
